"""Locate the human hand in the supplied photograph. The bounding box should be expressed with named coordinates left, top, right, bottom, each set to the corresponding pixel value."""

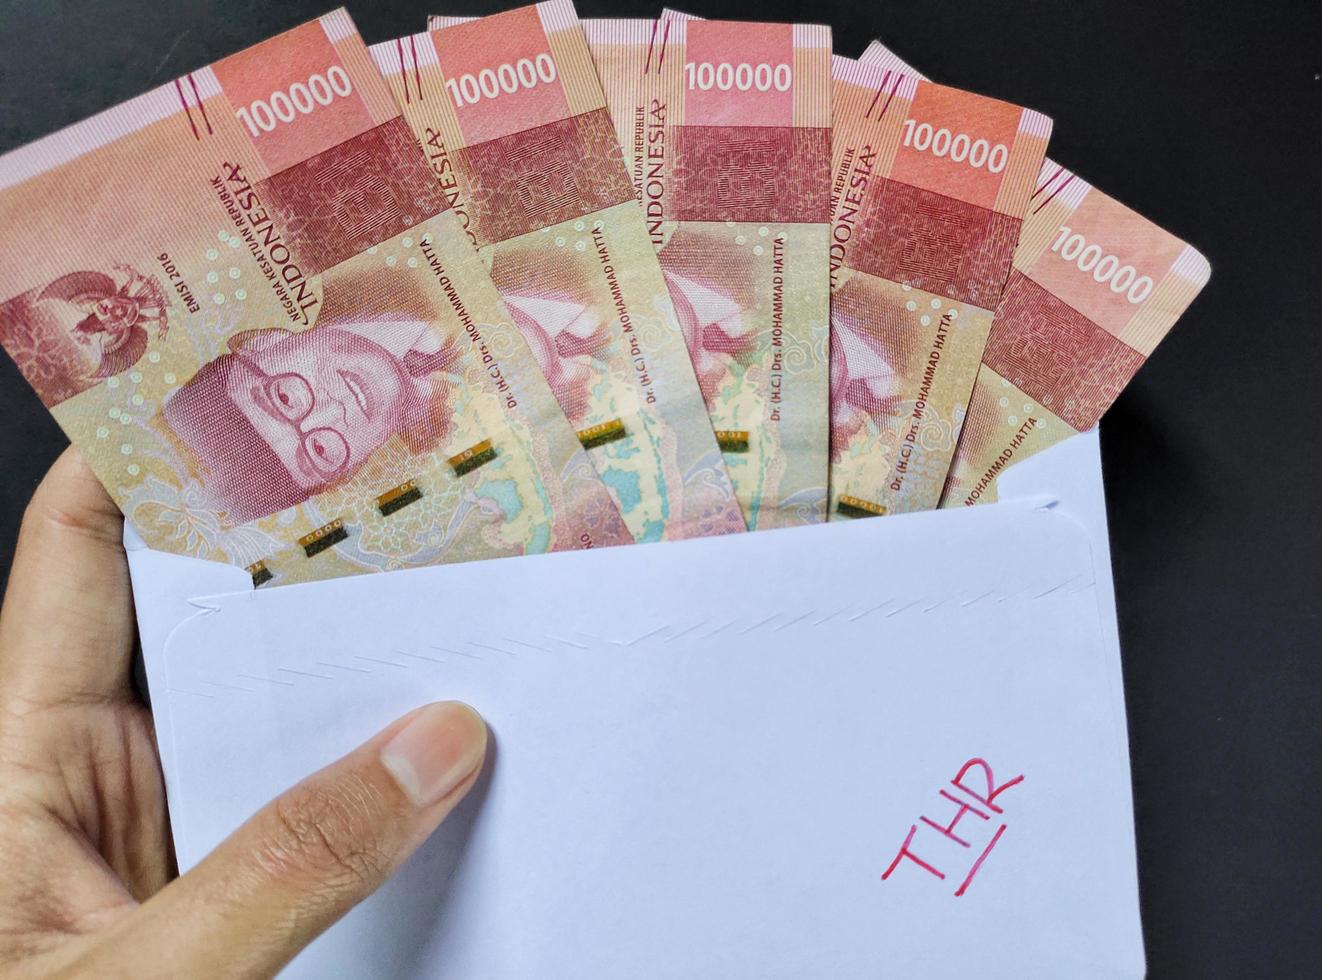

left=0, top=448, right=488, bottom=978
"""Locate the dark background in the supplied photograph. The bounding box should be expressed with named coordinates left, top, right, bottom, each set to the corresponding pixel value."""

left=1, top=0, right=1318, bottom=974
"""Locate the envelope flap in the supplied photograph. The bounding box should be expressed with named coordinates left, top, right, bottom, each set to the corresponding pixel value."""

left=998, top=427, right=1109, bottom=541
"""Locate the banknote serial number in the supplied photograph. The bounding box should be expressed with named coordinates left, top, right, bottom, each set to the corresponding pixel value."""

left=1050, top=226, right=1154, bottom=304
left=683, top=61, right=791, bottom=93
left=900, top=120, right=1008, bottom=173
left=444, top=56, right=557, bottom=108
left=233, top=67, right=354, bottom=137
left=157, top=252, right=200, bottom=314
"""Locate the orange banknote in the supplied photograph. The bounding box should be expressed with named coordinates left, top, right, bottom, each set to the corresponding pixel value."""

left=583, top=12, right=832, bottom=529
left=0, top=10, right=633, bottom=587
left=857, top=42, right=1211, bottom=506
left=386, top=1, right=746, bottom=542
left=828, top=54, right=1052, bottom=518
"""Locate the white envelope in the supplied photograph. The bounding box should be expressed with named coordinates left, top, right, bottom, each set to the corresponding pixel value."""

left=127, top=428, right=1144, bottom=979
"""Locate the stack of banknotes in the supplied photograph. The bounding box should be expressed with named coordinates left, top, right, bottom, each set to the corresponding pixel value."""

left=0, top=3, right=1210, bottom=588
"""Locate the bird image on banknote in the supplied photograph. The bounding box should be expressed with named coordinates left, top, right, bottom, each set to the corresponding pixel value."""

left=0, top=266, right=169, bottom=406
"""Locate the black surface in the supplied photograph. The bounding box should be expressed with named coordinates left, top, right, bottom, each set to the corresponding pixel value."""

left=0, top=1, right=1318, bottom=975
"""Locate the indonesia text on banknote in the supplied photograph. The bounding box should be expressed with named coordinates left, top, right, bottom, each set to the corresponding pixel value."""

left=385, top=1, right=746, bottom=542
left=0, top=9, right=633, bottom=587
left=582, top=12, right=831, bottom=529
left=828, top=54, right=1051, bottom=518
left=856, top=42, right=1211, bottom=507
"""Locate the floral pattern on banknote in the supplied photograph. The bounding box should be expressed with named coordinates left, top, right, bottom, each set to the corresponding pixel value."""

left=258, top=118, right=452, bottom=277
left=671, top=126, right=831, bottom=223
left=845, top=179, right=1021, bottom=310
left=122, top=470, right=290, bottom=569
left=983, top=271, right=1144, bottom=430
left=454, top=109, right=635, bottom=247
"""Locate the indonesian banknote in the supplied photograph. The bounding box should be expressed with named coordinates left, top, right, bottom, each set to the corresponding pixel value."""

left=857, top=42, right=1211, bottom=506
left=0, top=9, right=634, bottom=588
left=828, top=54, right=1051, bottom=518
left=384, top=1, right=746, bottom=542
left=582, top=12, right=832, bottom=529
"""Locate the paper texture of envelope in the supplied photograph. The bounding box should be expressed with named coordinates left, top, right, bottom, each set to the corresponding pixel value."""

left=126, top=428, right=1142, bottom=978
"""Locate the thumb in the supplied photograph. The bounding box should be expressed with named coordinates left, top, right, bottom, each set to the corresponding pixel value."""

left=100, top=700, right=487, bottom=977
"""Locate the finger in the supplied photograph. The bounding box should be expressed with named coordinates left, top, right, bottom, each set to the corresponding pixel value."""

left=0, top=447, right=134, bottom=707
left=97, top=701, right=487, bottom=977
